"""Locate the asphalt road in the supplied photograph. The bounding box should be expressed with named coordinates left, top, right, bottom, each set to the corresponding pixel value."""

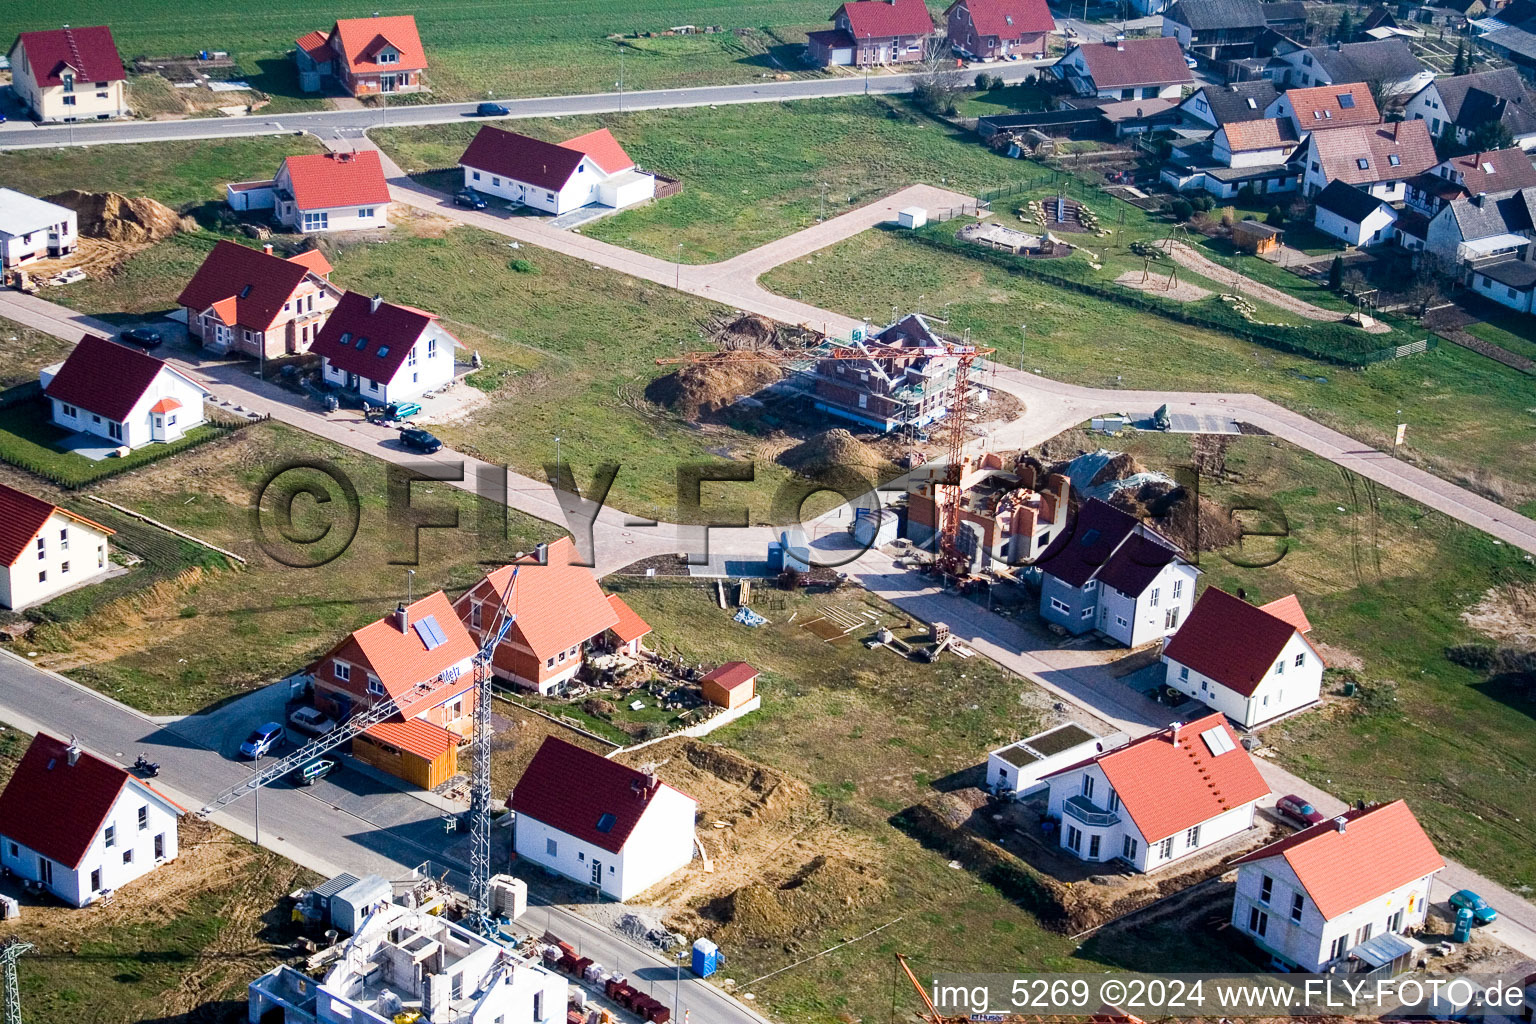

left=0, top=61, right=1048, bottom=151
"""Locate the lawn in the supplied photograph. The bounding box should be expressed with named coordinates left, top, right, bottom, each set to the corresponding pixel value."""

left=1463, top=314, right=1536, bottom=363
left=0, top=400, right=238, bottom=488
left=761, top=223, right=1536, bottom=510
left=0, top=321, right=74, bottom=391
left=2, top=0, right=838, bottom=104
left=375, top=95, right=1055, bottom=263
left=7, top=420, right=558, bottom=715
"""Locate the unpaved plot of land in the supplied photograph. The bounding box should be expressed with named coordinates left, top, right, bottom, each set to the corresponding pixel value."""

left=1115, top=268, right=1212, bottom=302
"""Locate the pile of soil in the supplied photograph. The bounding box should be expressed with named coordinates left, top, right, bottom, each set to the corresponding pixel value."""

left=645, top=355, right=783, bottom=420
left=1089, top=451, right=1146, bottom=488
left=777, top=428, right=889, bottom=475
left=715, top=313, right=781, bottom=351
left=1108, top=480, right=1242, bottom=553
left=44, top=189, right=183, bottom=243
left=705, top=854, right=889, bottom=945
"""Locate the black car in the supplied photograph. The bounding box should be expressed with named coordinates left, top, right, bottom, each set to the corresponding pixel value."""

left=454, top=189, right=488, bottom=210
left=400, top=427, right=443, bottom=454
left=120, top=327, right=163, bottom=349
left=476, top=102, right=510, bottom=116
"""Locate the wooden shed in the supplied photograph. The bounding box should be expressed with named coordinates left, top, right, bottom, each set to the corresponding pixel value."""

left=1233, top=220, right=1283, bottom=255
left=353, top=716, right=462, bottom=790
left=700, top=662, right=759, bottom=709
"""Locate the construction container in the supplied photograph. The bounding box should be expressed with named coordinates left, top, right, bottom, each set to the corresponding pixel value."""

left=691, top=938, right=719, bottom=978
left=304, top=872, right=361, bottom=925
left=331, top=874, right=391, bottom=934
left=897, top=206, right=928, bottom=229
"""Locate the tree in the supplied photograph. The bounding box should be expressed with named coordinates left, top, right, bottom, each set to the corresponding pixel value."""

left=1452, top=40, right=1469, bottom=76
left=1335, top=9, right=1355, bottom=42
left=1171, top=197, right=1195, bottom=221
left=913, top=53, right=964, bottom=116
left=1266, top=204, right=1286, bottom=226
left=1328, top=254, right=1344, bottom=291
left=1470, top=117, right=1516, bottom=153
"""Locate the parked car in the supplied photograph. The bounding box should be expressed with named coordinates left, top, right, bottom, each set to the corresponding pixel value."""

left=1448, top=889, right=1497, bottom=924
left=288, top=706, right=336, bottom=738
left=399, top=426, right=443, bottom=453
left=476, top=102, right=510, bottom=116
left=385, top=401, right=423, bottom=421
left=454, top=189, right=488, bottom=210
left=239, top=722, right=285, bottom=759
left=1276, top=794, right=1325, bottom=827
left=291, top=758, right=340, bottom=787
left=120, top=327, right=163, bottom=349
left=1184, top=54, right=1199, bottom=69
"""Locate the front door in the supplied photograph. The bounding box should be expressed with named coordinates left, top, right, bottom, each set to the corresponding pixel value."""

left=347, top=372, right=359, bottom=391
left=590, top=858, right=602, bottom=886
left=381, top=74, right=397, bottom=93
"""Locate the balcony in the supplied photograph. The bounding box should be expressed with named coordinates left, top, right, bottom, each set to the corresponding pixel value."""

left=1063, top=794, right=1120, bottom=828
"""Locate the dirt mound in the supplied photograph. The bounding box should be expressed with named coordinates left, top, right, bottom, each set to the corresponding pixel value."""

left=717, top=313, right=781, bottom=350
left=707, top=854, right=889, bottom=944
left=778, top=429, right=889, bottom=475
left=1089, top=451, right=1146, bottom=488
left=646, top=355, right=782, bottom=420
left=44, top=189, right=183, bottom=243
left=1108, top=480, right=1242, bottom=552
left=1462, top=585, right=1536, bottom=648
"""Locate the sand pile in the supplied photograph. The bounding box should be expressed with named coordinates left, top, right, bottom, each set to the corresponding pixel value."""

left=1462, top=585, right=1536, bottom=648
left=777, top=428, right=888, bottom=475
left=708, top=855, right=889, bottom=945
left=45, top=190, right=183, bottom=243
left=1090, top=451, right=1147, bottom=488
left=645, top=355, right=783, bottom=420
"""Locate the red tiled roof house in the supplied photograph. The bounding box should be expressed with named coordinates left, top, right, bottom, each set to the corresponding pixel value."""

left=458, top=125, right=656, bottom=215
left=1162, top=588, right=1324, bottom=728
left=808, top=0, right=937, bottom=67
left=40, top=334, right=208, bottom=449
left=1043, top=713, right=1270, bottom=871
left=309, top=591, right=478, bottom=790
left=1231, top=801, right=1443, bottom=972
left=1051, top=36, right=1194, bottom=100
left=177, top=240, right=341, bottom=359
left=310, top=291, right=462, bottom=405
left=1299, top=119, right=1438, bottom=199
left=6, top=26, right=128, bottom=122
left=294, top=15, right=426, bottom=97
left=226, top=151, right=392, bottom=234
left=0, top=482, right=114, bottom=610
left=0, top=733, right=183, bottom=906
left=945, top=0, right=1054, bottom=60
left=510, top=737, right=697, bottom=900
left=604, top=593, right=653, bottom=657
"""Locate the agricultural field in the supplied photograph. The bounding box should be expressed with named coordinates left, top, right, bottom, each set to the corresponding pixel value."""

left=3, top=0, right=836, bottom=106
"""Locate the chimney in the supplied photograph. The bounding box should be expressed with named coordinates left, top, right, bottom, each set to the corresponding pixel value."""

left=395, top=602, right=410, bottom=633
left=1333, top=815, right=1348, bottom=833
left=534, top=541, right=548, bottom=563
left=1169, top=721, right=1181, bottom=748
left=263, top=243, right=274, bottom=255
left=66, top=736, right=82, bottom=767
left=370, top=293, right=384, bottom=314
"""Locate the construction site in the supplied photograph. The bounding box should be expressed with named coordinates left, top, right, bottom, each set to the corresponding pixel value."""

left=3, top=190, right=188, bottom=292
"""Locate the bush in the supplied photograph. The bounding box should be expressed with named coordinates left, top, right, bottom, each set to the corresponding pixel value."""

left=988, top=76, right=1004, bottom=91
left=974, top=72, right=994, bottom=90
left=1193, top=194, right=1216, bottom=212
left=1171, top=198, right=1194, bottom=221
left=1266, top=204, right=1285, bottom=226
left=508, top=258, right=538, bottom=274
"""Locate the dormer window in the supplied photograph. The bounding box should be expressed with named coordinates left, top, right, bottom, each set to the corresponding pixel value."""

left=239, top=284, right=252, bottom=299
left=1388, top=154, right=1401, bottom=167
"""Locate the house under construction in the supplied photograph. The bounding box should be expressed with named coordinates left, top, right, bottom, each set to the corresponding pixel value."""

left=810, top=314, right=970, bottom=434
left=907, top=452, right=1071, bottom=574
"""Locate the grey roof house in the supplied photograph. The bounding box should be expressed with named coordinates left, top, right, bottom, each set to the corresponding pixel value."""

left=1176, top=80, right=1282, bottom=128
left=1273, top=38, right=1433, bottom=97
left=1404, top=68, right=1536, bottom=150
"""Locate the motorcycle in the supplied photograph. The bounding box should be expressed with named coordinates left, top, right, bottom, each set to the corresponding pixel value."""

left=133, top=755, right=160, bottom=778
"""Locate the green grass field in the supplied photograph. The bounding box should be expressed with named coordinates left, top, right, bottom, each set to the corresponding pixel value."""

left=0, top=401, right=236, bottom=488
left=0, top=321, right=74, bottom=391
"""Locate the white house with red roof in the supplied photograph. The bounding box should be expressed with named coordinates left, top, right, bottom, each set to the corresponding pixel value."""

left=1230, top=801, right=1443, bottom=973
left=510, top=737, right=696, bottom=901
left=177, top=240, right=340, bottom=359
left=0, top=482, right=114, bottom=610
left=294, top=15, right=427, bottom=96
left=1162, top=589, right=1323, bottom=728
left=41, top=334, right=208, bottom=449
left=311, top=291, right=461, bottom=405
left=944, top=0, right=1054, bottom=61
left=808, top=0, right=936, bottom=66
left=309, top=590, right=478, bottom=790
left=453, top=538, right=649, bottom=695
left=458, top=126, right=655, bottom=215
left=227, top=151, right=392, bottom=234
left=1051, top=37, right=1194, bottom=101
left=1043, top=713, right=1269, bottom=872
left=0, top=733, right=182, bottom=906
left=6, top=26, right=128, bottom=122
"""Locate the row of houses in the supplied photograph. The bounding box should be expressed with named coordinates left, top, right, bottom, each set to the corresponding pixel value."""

left=806, top=0, right=1055, bottom=67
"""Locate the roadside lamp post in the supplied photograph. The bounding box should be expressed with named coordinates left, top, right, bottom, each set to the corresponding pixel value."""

left=554, top=435, right=561, bottom=487
left=1019, top=324, right=1027, bottom=372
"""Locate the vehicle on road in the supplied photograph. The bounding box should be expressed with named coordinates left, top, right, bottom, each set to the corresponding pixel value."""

left=132, top=754, right=160, bottom=777
left=288, top=705, right=336, bottom=737
left=454, top=189, right=488, bottom=209
left=476, top=102, right=510, bottom=116
left=292, top=758, right=340, bottom=786
left=1184, top=54, right=1199, bottom=69
left=119, top=327, right=163, bottom=349
left=1448, top=889, right=1497, bottom=924
left=386, top=401, right=423, bottom=420
left=399, top=426, right=443, bottom=453
left=239, top=722, right=285, bottom=759
left=1276, top=794, right=1325, bottom=827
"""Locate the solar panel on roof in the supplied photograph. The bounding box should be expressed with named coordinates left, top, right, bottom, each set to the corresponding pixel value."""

left=414, top=614, right=449, bottom=650
left=1201, top=726, right=1236, bottom=756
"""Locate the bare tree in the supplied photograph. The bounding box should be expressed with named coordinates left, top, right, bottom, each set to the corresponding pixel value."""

left=912, top=50, right=965, bottom=116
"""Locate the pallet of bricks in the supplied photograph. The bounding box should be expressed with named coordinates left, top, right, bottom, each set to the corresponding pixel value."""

left=542, top=934, right=672, bottom=1024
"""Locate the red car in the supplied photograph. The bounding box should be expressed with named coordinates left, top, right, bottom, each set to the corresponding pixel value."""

left=1276, top=794, right=1326, bottom=827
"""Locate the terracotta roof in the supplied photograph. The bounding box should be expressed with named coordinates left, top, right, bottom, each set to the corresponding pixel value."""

left=310, top=291, right=438, bottom=382
left=1443, top=147, right=1536, bottom=192
left=1275, top=82, right=1380, bottom=128
left=836, top=0, right=937, bottom=38
left=1232, top=801, right=1443, bottom=920
left=456, top=538, right=620, bottom=662
left=364, top=715, right=461, bottom=759
left=605, top=593, right=652, bottom=643
left=176, top=240, right=331, bottom=332
left=286, top=248, right=334, bottom=276
left=0, top=483, right=113, bottom=567
left=1073, top=37, right=1193, bottom=90
left=317, top=590, right=478, bottom=704
left=44, top=334, right=202, bottom=423
left=1218, top=117, right=1298, bottom=152
left=459, top=126, right=588, bottom=192
left=295, top=30, right=332, bottom=64
left=702, top=662, right=759, bottom=690
left=510, top=737, right=693, bottom=855
left=948, top=0, right=1055, bottom=38
left=148, top=397, right=182, bottom=414
left=1258, top=593, right=1312, bottom=633
left=1045, top=713, right=1269, bottom=842
left=329, top=15, right=427, bottom=73
left=1163, top=588, right=1321, bottom=696
left=0, top=733, right=183, bottom=870
left=559, top=128, right=635, bottom=175
left=1308, top=120, right=1438, bottom=186
left=12, top=26, right=125, bottom=87
left=281, top=150, right=391, bottom=212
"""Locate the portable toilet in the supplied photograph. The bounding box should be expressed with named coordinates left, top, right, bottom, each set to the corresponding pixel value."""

left=1453, top=907, right=1474, bottom=943
left=691, top=938, right=719, bottom=978
left=332, top=873, right=392, bottom=934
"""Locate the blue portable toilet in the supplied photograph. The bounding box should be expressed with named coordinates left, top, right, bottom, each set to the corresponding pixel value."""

left=692, top=938, right=719, bottom=978
left=1453, top=907, right=1474, bottom=943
